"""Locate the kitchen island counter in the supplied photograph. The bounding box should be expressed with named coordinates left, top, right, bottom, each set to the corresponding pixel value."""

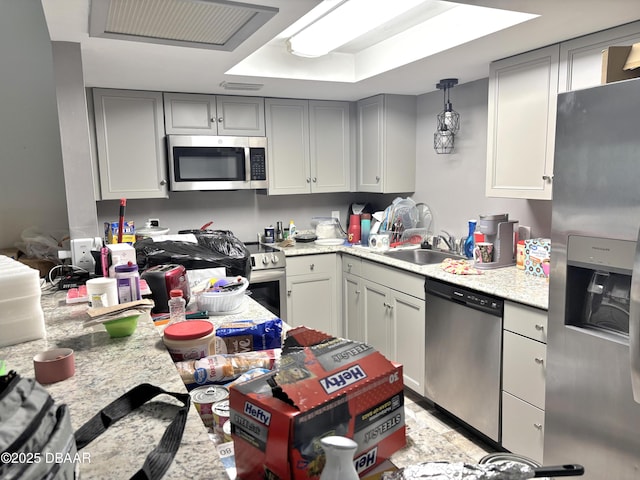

left=278, top=242, right=549, bottom=310
left=0, top=291, right=280, bottom=479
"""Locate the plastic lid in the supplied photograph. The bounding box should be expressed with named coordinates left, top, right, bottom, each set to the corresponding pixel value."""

left=164, top=320, right=213, bottom=340
left=114, top=262, right=138, bottom=272
left=170, top=289, right=183, bottom=298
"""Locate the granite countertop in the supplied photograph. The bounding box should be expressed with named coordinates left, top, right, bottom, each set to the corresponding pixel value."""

left=277, top=242, right=549, bottom=310
left=0, top=291, right=276, bottom=479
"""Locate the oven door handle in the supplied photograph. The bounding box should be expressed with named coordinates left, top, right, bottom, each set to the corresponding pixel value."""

left=250, top=268, right=286, bottom=283
left=630, top=225, right=640, bottom=403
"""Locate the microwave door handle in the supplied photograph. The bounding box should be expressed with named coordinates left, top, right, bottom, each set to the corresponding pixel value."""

left=245, top=147, right=251, bottom=184
left=630, top=224, right=640, bottom=403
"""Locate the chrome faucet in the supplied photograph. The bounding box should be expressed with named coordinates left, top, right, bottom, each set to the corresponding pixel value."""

left=437, top=230, right=458, bottom=253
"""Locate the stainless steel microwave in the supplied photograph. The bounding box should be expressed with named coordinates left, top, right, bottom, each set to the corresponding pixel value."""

left=167, top=135, right=268, bottom=191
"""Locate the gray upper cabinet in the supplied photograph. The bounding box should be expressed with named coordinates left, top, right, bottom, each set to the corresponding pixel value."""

left=92, top=88, right=168, bottom=200
left=486, top=45, right=559, bottom=200
left=163, top=93, right=265, bottom=136
left=357, top=94, right=416, bottom=193
left=559, top=20, right=640, bottom=93
left=265, top=98, right=353, bottom=195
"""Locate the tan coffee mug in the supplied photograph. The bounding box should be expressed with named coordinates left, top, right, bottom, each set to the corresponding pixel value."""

left=33, top=348, right=75, bottom=384
left=474, top=242, right=494, bottom=263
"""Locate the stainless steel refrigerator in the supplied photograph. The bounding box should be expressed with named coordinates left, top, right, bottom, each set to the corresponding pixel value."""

left=545, top=77, right=640, bottom=479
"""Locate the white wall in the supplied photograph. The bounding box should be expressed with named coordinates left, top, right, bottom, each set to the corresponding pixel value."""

left=412, top=78, right=552, bottom=240
left=0, top=1, right=68, bottom=249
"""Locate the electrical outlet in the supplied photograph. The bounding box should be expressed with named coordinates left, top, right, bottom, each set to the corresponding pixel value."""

left=71, top=238, right=96, bottom=271
left=331, top=211, right=341, bottom=223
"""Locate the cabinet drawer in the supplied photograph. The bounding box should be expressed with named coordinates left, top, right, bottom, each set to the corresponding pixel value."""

left=501, top=391, right=545, bottom=464
left=361, top=260, right=424, bottom=299
left=342, top=256, right=362, bottom=276
left=504, top=301, right=547, bottom=343
left=503, top=331, right=546, bottom=409
left=287, top=254, right=336, bottom=277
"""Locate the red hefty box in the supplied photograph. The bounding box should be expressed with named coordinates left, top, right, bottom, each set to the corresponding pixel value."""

left=229, top=326, right=406, bottom=479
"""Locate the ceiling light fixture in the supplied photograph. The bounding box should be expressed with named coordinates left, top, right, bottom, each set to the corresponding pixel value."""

left=434, top=78, right=459, bottom=154
left=286, top=0, right=426, bottom=58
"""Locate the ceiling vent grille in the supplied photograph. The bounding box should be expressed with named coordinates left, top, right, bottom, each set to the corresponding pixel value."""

left=89, top=0, right=278, bottom=51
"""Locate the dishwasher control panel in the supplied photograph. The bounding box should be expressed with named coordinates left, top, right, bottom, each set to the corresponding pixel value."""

left=426, top=279, right=503, bottom=316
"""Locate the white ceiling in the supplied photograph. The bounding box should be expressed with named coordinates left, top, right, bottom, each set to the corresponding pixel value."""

left=42, top=0, right=640, bottom=101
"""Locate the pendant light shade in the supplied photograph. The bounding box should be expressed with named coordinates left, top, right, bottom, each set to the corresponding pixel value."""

left=434, top=78, right=460, bottom=154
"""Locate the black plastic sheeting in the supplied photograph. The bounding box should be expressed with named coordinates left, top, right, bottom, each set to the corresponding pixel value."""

left=135, top=230, right=251, bottom=280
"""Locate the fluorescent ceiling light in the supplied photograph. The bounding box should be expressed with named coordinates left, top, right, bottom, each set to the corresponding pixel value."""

left=227, top=1, right=538, bottom=83
left=286, top=0, right=427, bottom=58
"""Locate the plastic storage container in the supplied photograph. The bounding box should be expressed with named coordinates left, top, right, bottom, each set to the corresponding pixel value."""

left=114, top=262, right=141, bottom=303
left=163, top=320, right=216, bottom=361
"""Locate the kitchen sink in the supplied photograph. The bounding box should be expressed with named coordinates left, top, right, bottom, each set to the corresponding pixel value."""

left=382, top=249, right=466, bottom=265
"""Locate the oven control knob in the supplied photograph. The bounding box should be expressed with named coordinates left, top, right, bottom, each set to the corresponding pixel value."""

left=271, top=256, right=279, bottom=264
left=261, top=257, right=269, bottom=266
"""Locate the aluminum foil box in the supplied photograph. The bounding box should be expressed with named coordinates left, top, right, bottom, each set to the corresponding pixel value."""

left=230, top=326, right=406, bottom=479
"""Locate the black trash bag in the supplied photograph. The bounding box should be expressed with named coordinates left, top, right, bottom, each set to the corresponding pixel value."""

left=135, top=230, right=251, bottom=280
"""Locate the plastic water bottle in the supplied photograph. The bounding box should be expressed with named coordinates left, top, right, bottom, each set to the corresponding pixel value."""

left=168, top=289, right=186, bottom=324
left=464, top=220, right=477, bottom=258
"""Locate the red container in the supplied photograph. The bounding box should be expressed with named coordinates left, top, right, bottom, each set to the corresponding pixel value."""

left=348, top=214, right=361, bottom=244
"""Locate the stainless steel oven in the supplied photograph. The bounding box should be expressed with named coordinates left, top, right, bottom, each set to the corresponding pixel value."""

left=245, top=243, right=287, bottom=322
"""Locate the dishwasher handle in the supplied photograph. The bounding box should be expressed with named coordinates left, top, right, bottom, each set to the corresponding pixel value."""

left=426, top=279, right=503, bottom=317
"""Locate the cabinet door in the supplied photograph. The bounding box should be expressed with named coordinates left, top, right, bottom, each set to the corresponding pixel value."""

left=362, top=279, right=392, bottom=359
left=486, top=45, right=559, bottom=200
left=390, top=289, right=425, bottom=396
left=287, top=273, right=338, bottom=336
left=93, top=89, right=168, bottom=199
left=265, top=98, right=311, bottom=195
left=216, top=96, right=265, bottom=136
left=309, top=100, right=352, bottom=193
left=343, top=273, right=364, bottom=342
left=357, top=95, right=384, bottom=193
left=163, top=93, right=217, bottom=134
left=559, top=21, right=640, bottom=93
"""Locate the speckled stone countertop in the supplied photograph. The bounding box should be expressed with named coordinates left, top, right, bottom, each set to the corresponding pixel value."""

left=278, top=242, right=549, bottom=310
left=0, top=291, right=276, bottom=479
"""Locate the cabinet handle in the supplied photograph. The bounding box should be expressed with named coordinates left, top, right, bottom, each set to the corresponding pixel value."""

left=383, top=302, right=393, bottom=309
left=159, top=179, right=167, bottom=186
left=534, top=423, right=543, bottom=430
left=312, top=177, right=317, bottom=183
left=309, top=263, right=315, bottom=271
left=287, top=289, right=292, bottom=296
left=355, top=290, right=361, bottom=295
left=217, top=117, right=223, bottom=123
left=375, top=176, right=380, bottom=183
left=306, top=177, right=311, bottom=183
left=535, top=324, right=544, bottom=331
left=542, top=174, right=554, bottom=181
left=534, top=357, right=544, bottom=364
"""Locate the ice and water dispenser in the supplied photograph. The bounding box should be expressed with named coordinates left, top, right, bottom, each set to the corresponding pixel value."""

left=565, top=235, right=633, bottom=336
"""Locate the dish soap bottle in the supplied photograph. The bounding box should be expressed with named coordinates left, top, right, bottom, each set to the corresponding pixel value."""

left=288, top=220, right=296, bottom=238
left=464, top=220, right=476, bottom=258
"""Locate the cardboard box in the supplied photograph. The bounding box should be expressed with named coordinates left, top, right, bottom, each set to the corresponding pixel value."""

left=0, top=247, right=56, bottom=278
left=601, top=44, right=640, bottom=84
left=229, top=327, right=406, bottom=479
left=104, top=221, right=135, bottom=245
left=524, top=238, right=550, bottom=277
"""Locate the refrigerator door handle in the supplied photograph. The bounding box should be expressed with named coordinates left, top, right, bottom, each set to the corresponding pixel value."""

left=630, top=225, right=640, bottom=403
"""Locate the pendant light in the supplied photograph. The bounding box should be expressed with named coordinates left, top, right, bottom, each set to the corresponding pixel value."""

left=433, top=78, right=460, bottom=154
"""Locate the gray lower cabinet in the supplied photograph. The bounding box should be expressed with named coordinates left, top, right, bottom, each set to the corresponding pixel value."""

left=501, top=301, right=548, bottom=464
left=92, top=88, right=168, bottom=199
left=343, top=256, right=425, bottom=396
left=286, top=254, right=340, bottom=337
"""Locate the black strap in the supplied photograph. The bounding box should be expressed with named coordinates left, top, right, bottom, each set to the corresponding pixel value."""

left=74, top=383, right=191, bottom=480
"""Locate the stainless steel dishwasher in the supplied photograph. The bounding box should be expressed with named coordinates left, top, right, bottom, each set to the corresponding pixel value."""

left=425, top=278, right=503, bottom=443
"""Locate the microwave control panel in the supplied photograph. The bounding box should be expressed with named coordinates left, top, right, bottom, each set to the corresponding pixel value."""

left=249, top=148, right=267, bottom=181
